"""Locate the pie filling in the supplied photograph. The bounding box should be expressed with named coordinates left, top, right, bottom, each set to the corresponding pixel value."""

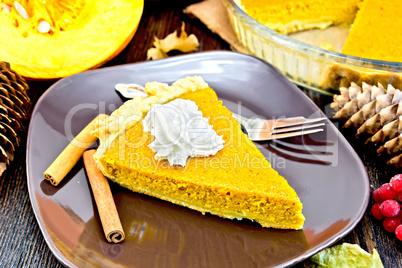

left=101, top=160, right=304, bottom=230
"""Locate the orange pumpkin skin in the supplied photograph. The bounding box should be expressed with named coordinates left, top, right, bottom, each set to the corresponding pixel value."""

left=0, top=0, right=144, bottom=79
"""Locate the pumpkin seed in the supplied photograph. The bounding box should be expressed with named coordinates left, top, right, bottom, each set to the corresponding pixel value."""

left=37, top=20, right=51, bottom=33
left=13, top=1, right=28, bottom=20
left=1, top=3, right=11, bottom=14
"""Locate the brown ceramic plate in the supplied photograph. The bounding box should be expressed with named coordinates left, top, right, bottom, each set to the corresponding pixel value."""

left=26, top=51, right=369, bottom=267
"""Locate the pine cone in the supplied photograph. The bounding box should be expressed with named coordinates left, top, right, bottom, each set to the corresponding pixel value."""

left=331, top=82, right=402, bottom=167
left=0, top=62, right=31, bottom=175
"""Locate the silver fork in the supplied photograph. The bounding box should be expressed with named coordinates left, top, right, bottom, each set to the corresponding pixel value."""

left=115, top=83, right=326, bottom=141
left=232, top=113, right=325, bottom=141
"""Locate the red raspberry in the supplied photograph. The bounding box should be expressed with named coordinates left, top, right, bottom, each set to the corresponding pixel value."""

left=391, top=174, right=402, bottom=192
left=383, top=217, right=401, bottom=233
left=396, top=225, right=402, bottom=240
left=380, top=200, right=401, bottom=217
left=379, top=183, right=398, bottom=200
left=371, top=203, right=385, bottom=220
left=373, top=189, right=384, bottom=203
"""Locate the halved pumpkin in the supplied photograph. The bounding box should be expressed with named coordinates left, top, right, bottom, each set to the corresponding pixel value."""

left=0, top=0, right=144, bottom=79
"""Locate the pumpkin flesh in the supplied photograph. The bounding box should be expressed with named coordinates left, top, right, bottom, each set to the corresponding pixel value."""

left=0, top=0, right=144, bottom=79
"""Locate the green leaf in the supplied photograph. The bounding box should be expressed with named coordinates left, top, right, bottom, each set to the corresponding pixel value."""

left=304, top=243, right=384, bottom=268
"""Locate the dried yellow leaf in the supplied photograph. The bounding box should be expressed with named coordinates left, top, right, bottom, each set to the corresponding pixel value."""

left=147, top=22, right=199, bottom=60
left=147, top=46, right=167, bottom=60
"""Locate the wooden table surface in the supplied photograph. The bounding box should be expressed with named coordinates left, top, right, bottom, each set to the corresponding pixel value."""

left=0, top=1, right=401, bottom=267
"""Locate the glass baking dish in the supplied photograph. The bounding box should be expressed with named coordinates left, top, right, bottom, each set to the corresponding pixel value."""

left=224, top=0, right=402, bottom=95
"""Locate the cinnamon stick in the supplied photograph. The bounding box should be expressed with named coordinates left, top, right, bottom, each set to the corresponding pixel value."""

left=83, top=150, right=125, bottom=243
left=44, top=114, right=108, bottom=186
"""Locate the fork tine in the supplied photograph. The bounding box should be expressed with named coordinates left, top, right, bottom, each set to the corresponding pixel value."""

left=231, top=112, right=326, bottom=141
left=258, top=128, right=324, bottom=141
left=273, top=117, right=326, bottom=129
left=271, top=123, right=325, bottom=135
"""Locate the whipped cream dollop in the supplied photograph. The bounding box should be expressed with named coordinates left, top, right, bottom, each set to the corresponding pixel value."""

left=142, top=99, right=225, bottom=166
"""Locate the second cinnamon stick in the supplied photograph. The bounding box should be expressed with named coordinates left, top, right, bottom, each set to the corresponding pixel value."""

left=83, top=149, right=125, bottom=243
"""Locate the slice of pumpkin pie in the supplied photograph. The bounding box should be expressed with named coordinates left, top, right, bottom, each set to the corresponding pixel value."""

left=92, top=76, right=305, bottom=229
